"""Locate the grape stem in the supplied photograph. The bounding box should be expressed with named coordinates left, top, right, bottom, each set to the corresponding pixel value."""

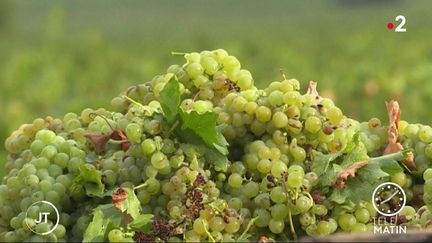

left=89, top=113, right=115, bottom=131
left=122, top=95, right=145, bottom=109
left=203, top=224, right=216, bottom=242
left=237, top=216, right=259, bottom=242
left=171, top=51, right=187, bottom=56
left=167, top=120, right=180, bottom=137
left=134, top=182, right=148, bottom=190
left=304, top=191, right=314, bottom=204
left=288, top=208, right=298, bottom=241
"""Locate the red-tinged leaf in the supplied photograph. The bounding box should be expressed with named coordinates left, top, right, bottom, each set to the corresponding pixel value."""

left=111, top=130, right=131, bottom=151
left=86, top=130, right=131, bottom=153
left=334, top=160, right=368, bottom=189
left=85, top=133, right=111, bottom=152
left=306, top=81, right=322, bottom=105
left=383, top=100, right=416, bottom=170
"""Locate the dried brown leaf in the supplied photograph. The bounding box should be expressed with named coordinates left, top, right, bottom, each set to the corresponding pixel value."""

left=112, top=188, right=128, bottom=210
left=334, top=161, right=368, bottom=189
left=383, top=100, right=416, bottom=170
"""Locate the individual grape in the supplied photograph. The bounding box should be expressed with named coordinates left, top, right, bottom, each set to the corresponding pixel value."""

left=338, top=213, right=357, bottom=232
left=351, top=223, right=367, bottom=233
left=270, top=186, right=287, bottom=204
left=326, top=107, right=343, bottom=125
left=209, top=217, right=225, bottom=232
left=272, top=111, right=288, bottom=128
left=312, top=204, right=328, bottom=216
left=141, top=138, right=156, bottom=155
left=151, top=152, right=169, bottom=170
left=287, top=171, right=303, bottom=189
left=354, top=208, right=370, bottom=224
left=243, top=181, right=259, bottom=198
left=225, top=217, right=241, bottom=233
left=419, top=126, right=432, bottom=143
left=268, top=219, right=284, bottom=234
left=108, top=229, right=124, bottom=242
left=126, top=123, right=142, bottom=143
left=186, top=63, right=204, bottom=79
left=255, top=106, right=272, bottom=123
left=299, top=212, right=315, bottom=227
left=228, top=173, right=243, bottom=188
left=271, top=160, right=287, bottom=178
left=424, top=168, right=432, bottom=181
left=391, top=172, right=407, bottom=187
left=305, top=116, right=322, bottom=134
left=317, top=220, right=333, bottom=235
left=296, top=195, right=313, bottom=213
left=271, top=204, right=288, bottom=220
left=425, top=144, right=432, bottom=159
left=193, top=218, right=209, bottom=235
left=268, top=90, right=284, bottom=107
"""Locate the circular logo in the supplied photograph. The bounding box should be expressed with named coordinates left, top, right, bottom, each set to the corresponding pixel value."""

left=25, top=201, right=60, bottom=235
left=372, top=182, right=406, bottom=217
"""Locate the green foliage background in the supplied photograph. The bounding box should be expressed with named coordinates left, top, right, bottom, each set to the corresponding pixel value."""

left=1, top=0, right=432, bottom=177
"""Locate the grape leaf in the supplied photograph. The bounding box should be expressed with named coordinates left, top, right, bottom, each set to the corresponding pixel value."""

left=179, top=110, right=228, bottom=155
left=205, top=147, right=231, bottom=172
left=112, top=187, right=141, bottom=219
left=332, top=151, right=407, bottom=203
left=83, top=204, right=122, bottom=242
left=334, top=161, right=368, bottom=189
left=160, top=76, right=181, bottom=124
left=129, top=214, right=154, bottom=233
left=71, top=164, right=105, bottom=198
left=310, top=150, right=341, bottom=177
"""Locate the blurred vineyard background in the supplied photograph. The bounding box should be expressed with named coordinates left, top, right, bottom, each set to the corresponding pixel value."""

left=1, top=0, right=432, bottom=177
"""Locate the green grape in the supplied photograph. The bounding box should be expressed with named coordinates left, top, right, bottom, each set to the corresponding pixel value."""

left=209, top=217, right=225, bottom=232
left=225, top=217, right=240, bottom=233
left=271, top=204, right=288, bottom=220
left=186, top=63, right=204, bottom=79
left=305, top=116, right=322, bottom=133
left=425, top=144, right=432, bottom=159
left=270, top=186, right=287, bottom=204
left=108, top=229, right=124, bottom=242
left=222, top=56, right=240, bottom=71
left=268, top=90, right=284, bottom=107
left=228, top=173, right=243, bottom=188
left=126, top=123, right=142, bottom=143
left=354, top=208, right=370, bottom=224
left=272, top=111, right=288, bottom=129
left=317, top=220, right=333, bottom=235
left=287, top=171, right=303, bottom=189
left=338, top=213, right=357, bottom=232
left=151, top=152, right=169, bottom=170
left=312, top=204, right=328, bottom=216
left=299, top=212, right=315, bottom=227
left=289, top=139, right=306, bottom=161
left=419, top=126, right=432, bottom=143
left=243, top=181, right=259, bottom=198
left=271, top=160, right=287, bottom=178
left=351, top=223, right=367, bottom=233
left=193, top=218, right=209, bottom=235
left=296, top=195, right=313, bottom=213
left=391, top=172, right=407, bottom=187
left=424, top=168, right=432, bottom=181
left=326, top=106, right=343, bottom=125
left=255, top=106, right=272, bottom=123
left=268, top=218, right=284, bottom=234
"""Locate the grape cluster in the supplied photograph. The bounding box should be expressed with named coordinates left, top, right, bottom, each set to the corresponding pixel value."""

left=1, top=49, right=432, bottom=242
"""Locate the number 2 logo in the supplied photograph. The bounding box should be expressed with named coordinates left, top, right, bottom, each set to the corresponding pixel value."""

left=395, top=15, right=406, bottom=32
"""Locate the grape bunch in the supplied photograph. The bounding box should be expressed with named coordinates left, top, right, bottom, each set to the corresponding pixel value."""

left=1, top=49, right=432, bottom=242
